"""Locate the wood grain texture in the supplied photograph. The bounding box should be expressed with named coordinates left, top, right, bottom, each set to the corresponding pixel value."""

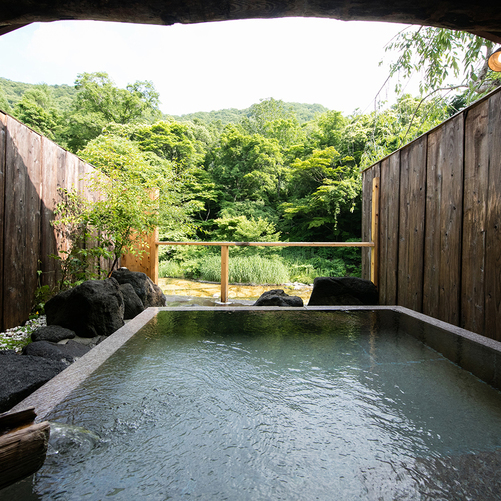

left=0, top=421, right=49, bottom=490
left=3, top=116, right=41, bottom=328
left=378, top=152, right=400, bottom=304
left=0, top=407, right=36, bottom=433
left=367, top=88, right=501, bottom=339
left=25, top=128, right=42, bottom=319
left=461, top=100, right=489, bottom=335
left=423, top=127, right=442, bottom=319
left=370, top=177, right=379, bottom=286
left=438, top=115, right=464, bottom=325
left=484, top=91, right=501, bottom=340
left=40, top=138, right=60, bottom=289
left=423, top=115, right=463, bottom=325
left=361, top=163, right=380, bottom=281
left=398, top=136, right=427, bottom=312
left=1, top=0, right=501, bottom=44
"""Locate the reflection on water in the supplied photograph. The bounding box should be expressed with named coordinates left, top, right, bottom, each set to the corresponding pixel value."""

left=159, top=277, right=313, bottom=301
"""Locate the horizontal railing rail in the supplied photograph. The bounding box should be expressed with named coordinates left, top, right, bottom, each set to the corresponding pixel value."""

left=157, top=241, right=374, bottom=247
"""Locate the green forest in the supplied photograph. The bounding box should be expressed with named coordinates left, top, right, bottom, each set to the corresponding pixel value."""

left=1, top=29, right=499, bottom=285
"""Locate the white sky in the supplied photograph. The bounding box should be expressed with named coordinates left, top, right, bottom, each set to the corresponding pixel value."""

left=0, top=18, right=416, bottom=116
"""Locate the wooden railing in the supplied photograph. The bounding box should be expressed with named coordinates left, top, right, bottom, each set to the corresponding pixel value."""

left=157, top=240, right=376, bottom=303
left=152, top=178, right=380, bottom=302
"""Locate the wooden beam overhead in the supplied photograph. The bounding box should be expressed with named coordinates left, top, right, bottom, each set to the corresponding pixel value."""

left=0, top=1, right=500, bottom=43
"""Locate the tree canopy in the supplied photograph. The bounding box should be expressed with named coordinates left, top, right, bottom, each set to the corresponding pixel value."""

left=0, top=65, right=465, bottom=280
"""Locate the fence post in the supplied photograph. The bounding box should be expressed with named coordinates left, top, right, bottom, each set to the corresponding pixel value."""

left=151, top=227, right=159, bottom=285
left=371, top=177, right=380, bottom=287
left=120, top=189, right=159, bottom=283
left=221, top=245, right=229, bottom=302
left=121, top=227, right=159, bottom=284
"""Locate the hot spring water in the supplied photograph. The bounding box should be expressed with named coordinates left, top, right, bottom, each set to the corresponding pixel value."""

left=4, top=310, right=501, bottom=499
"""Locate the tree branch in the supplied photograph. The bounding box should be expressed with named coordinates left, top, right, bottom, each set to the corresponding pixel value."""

left=403, top=84, right=469, bottom=140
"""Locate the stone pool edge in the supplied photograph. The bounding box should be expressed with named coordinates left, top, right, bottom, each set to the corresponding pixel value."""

left=10, top=305, right=501, bottom=422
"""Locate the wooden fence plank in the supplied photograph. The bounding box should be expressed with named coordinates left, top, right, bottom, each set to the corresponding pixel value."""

left=25, top=130, right=42, bottom=318
left=379, top=151, right=400, bottom=304
left=423, top=127, right=442, bottom=319
left=461, top=100, right=489, bottom=335
left=378, top=158, right=390, bottom=300
left=438, top=115, right=464, bottom=325
left=0, top=113, right=5, bottom=331
left=398, top=136, right=427, bottom=312
left=361, top=167, right=373, bottom=280
left=65, top=154, right=80, bottom=193
left=54, top=148, right=69, bottom=259
left=3, top=116, right=42, bottom=329
left=370, top=177, right=379, bottom=286
left=40, top=138, right=61, bottom=290
left=424, top=116, right=464, bottom=324
left=386, top=152, right=400, bottom=304
left=362, top=163, right=380, bottom=281
left=485, top=91, right=501, bottom=341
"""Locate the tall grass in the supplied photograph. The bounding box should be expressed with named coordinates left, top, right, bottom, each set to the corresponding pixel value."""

left=159, top=245, right=362, bottom=284
left=158, top=260, right=186, bottom=278
left=284, top=258, right=346, bottom=284
left=199, top=255, right=290, bottom=284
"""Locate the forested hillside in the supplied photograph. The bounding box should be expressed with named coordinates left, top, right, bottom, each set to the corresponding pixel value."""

left=0, top=77, right=78, bottom=113
left=172, top=102, right=328, bottom=126
left=0, top=72, right=455, bottom=283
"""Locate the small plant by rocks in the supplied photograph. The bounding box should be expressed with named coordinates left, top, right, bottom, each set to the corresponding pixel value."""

left=0, top=316, right=46, bottom=353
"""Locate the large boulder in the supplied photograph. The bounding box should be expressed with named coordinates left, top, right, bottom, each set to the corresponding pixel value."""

left=0, top=351, right=66, bottom=413
left=119, top=283, right=145, bottom=319
left=254, top=289, right=304, bottom=307
left=308, top=277, right=378, bottom=306
left=31, top=325, right=75, bottom=343
left=111, top=269, right=166, bottom=307
left=22, top=340, right=91, bottom=365
left=45, top=278, right=125, bottom=338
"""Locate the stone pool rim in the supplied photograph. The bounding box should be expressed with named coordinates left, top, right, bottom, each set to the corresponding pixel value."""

left=11, top=305, right=501, bottom=422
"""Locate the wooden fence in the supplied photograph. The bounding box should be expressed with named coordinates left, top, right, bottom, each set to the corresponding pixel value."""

left=0, top=112, right=108, bottom=331
left=362, top=86, right=501, bottom=341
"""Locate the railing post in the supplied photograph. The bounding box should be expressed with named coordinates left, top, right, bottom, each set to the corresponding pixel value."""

left=220, top=245, right=229, bottom=302
left=371, top=177, right=380, bottom=287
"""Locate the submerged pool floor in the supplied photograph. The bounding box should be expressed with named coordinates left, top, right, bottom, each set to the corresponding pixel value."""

left=6, top=310, right=501, bottom=500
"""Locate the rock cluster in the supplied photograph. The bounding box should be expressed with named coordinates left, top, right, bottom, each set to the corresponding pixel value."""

left=0, top=351, right=66, bottom=412
left=254, top=289, right=304, bottom=307
left=0, top=270, right=166, bottom=413
left=253, top=277, right=378, bottom=307
left=307, top=277, right=378, bottom=306
left=45, top=278, right=125, bottom=338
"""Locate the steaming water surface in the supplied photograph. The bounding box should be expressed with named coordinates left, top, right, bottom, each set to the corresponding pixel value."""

left=10, top=311, right=501, bottom=499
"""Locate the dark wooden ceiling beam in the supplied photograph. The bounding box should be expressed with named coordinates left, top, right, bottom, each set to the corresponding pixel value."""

left=0, top=1, right=500, bottom=43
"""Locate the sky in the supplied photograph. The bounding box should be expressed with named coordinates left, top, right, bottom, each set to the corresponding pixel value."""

left=0, top=17, right=416, bottom=116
